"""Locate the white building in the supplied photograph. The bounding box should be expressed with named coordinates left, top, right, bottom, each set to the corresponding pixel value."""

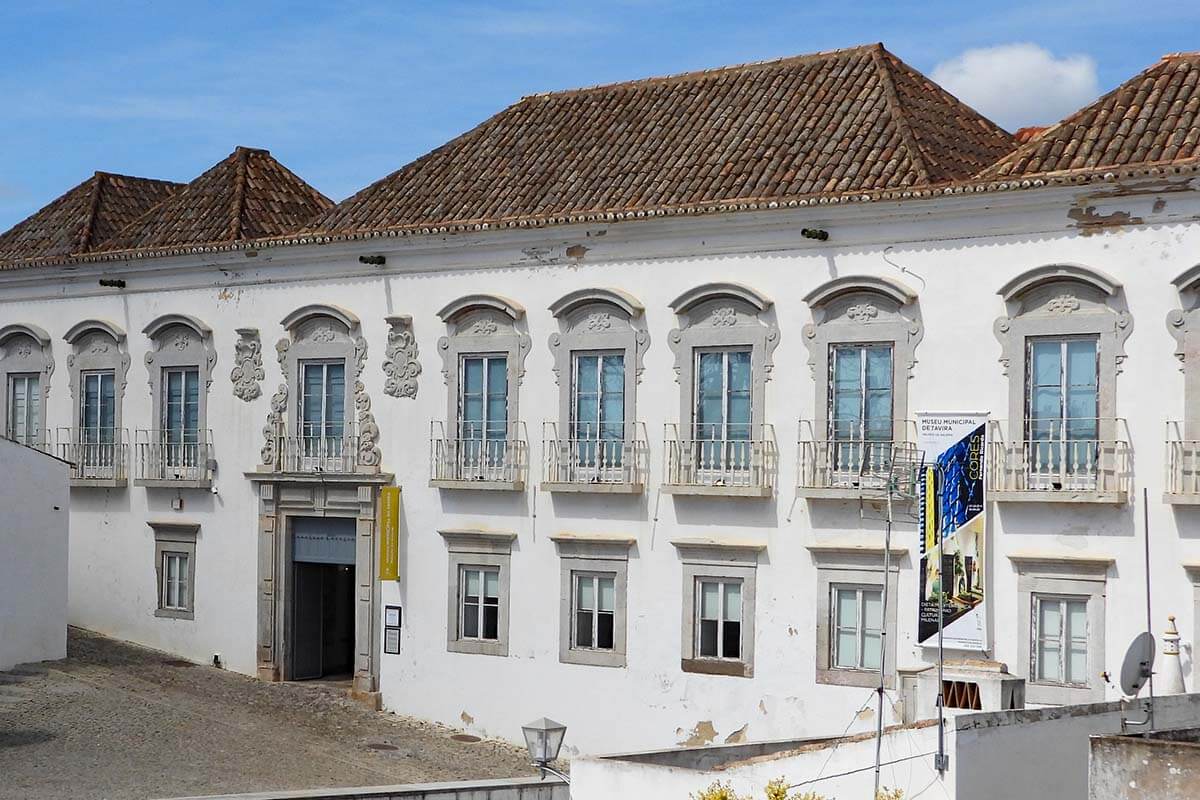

left=1, top=44, right=1199, bottom=755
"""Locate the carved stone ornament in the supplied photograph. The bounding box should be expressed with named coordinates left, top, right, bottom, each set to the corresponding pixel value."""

left=471, top=318, right=499, bottom=336
left=260, top=339, right=290, bottom=465
left=1046, top=294, right=1080, bottom=314
left=585, top=312, right=612, bottom=331
left=231, top=328, right=265, bottom=402
left=310, top=323, right=337, bottom=343
left=846, top=303, right=879, bottom=322
left=383, top=316, right=421, bottom=399
left=708, top=307, right=738, bottom=327
left=353, top=336, right=382, bottom=467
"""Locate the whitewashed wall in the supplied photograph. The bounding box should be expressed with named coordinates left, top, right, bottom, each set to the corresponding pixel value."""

left=1, top=182, right=1198, bottom=753
left=0, top=437, right=69, bottom=670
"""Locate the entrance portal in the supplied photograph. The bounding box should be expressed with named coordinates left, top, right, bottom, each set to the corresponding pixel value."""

left=290, top=517, right=356, bottom=680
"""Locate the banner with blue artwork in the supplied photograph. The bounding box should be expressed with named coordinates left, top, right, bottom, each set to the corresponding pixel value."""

left=917, top=413, right=988, bottom=650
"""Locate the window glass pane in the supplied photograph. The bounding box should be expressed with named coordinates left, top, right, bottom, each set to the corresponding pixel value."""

left=723, top=582, right=742, bottom=623
left=1039, top=599, right=1062, bottom=637
left=727, top=350, right=752, bottom=392
left=302, top=365, right=323, bottom=427
left=100, top=372, right=115, bottom=433
left=835, top=629, right=858, bottom=668
left=482, top=605, right=499, bottom=640
left=601, top=355, right=624, bottom=393
left=575, top=355, right=599, bottom=394
left=862, top=631, right=882, bottom=670
left=577, top=575, right=595, bottom=611
left=700, top=581, right=719, bottom=620
left=696, top=353, right=724, bottom=431
left=598, top=577, right=615, bottom=613
left=865, top=346, right=893, bottom=390
left=575, top=394, right=599, bottom=435
left=699, top=619, right=718, bottom=657
left=1038, top=641, right=1062, bottom=682
left=487, top=357, right=508, bottom=395
left=1031, top=341, right=1062, bottom=387
left=862, top=589, right=883, bottom=631
left=462, top=358, right=484, bottom=394
left=575, top=610, right=593, bottom=648
left=597, top=612, right=615, bottom=650
left=326, top=363, right=345, bottom=429
left=1066, top=339, right=1098, bottom=388
left=833, top=346, right=862, bottom=387
left=463, top=606, right=479, bottom=638
left=722, top=620, right=741, bottom=659
left=483, top=569, right=499, bottom=601
left=836, top=588, right=858, bottom=628
left=465, top=569, right=480, bottom=600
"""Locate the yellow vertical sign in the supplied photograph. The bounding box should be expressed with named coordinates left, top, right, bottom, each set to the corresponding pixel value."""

left=379, top=486, right=400, bottom=581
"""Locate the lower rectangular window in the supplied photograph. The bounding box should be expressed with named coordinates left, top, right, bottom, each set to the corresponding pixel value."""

left=696, top=578, right=742, bottom=660
left=832, top=585, right=882, bottom=671
left=161, top=551, right=190, bottom=611
left=460, top=567, right=500, bottom=641
left=572, top=572, right=615, bottom=651
left=1034, top=594, right=1088, bottom=686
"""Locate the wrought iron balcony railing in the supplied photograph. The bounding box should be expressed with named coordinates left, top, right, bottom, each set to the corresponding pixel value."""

left=662, top=422, right=776, bottom=497
left=134, top=429, right=215, bottom=487
left=796, top=419, right=917, bottom=498
left=1165, top=421, right=1200, bottom=504
left=541, top=421, right=647, bottom=492
left=430, top=420, right=527, bottom=490
left=54, top=427, right=129, bottom=486
left=264, top=420, right=361, bottom=474
left=987, top=418, right=1130, bottom=503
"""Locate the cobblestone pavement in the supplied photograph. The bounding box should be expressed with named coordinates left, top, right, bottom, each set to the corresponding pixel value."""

left=0, top=628, right=536, bottom=800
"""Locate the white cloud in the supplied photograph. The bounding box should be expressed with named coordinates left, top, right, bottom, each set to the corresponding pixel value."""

left=931, top=43, right=1100, bottom=132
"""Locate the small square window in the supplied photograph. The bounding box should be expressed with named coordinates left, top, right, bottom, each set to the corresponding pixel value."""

left=676, top=546, right=758, bottom=678
left=459, top=566, right=501, bottom=641
left=161, top=551, right=191, bottom=611
left=831, top=585, right=883, bottom=671
left=555, top=542, right=630, bottom=668
left=151, top=522, right=197, bottom=621
left=813, top=556, right=897, bottom=689
left=1033, top=594, right=1089, bottom=687
left=572, top=572, right=616, bottom=651
left=442, top=531, right=512, bottom=657
left=696, top=578, right=742, bottom=660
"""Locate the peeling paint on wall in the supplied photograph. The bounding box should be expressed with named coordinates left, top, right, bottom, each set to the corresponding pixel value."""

left=1067, top=205, right=1144, bottom=234
left=724, top=724, right=749, bottom=744
left=460, top=711, right=474, bottom=726
left=678, top=720, right=718, bottom=747
left=565, top=244, right=589, bottom=259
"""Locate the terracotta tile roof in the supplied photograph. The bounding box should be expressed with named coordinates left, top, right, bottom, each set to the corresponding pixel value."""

left=305, top=43, right=1015, bottom=237
left=0, top=172, right=181, bottom=265
left=96, top=146, right=332, bottom=252
left=979, top=52, right=1200, bottom=179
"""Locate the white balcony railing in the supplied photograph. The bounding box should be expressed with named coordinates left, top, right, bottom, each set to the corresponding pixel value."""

left=54, top=427, right=129, bottom=484
left=430, top=420, right=527, bottom=489
left=988, top=418, right=1130, bottom=502
left=135, top=429, right=214, bottom=485
left=1165, top=421, right=1200, bottom=501
left=266, top=421, right=360, bottom=473
left=796, top=419, right=916, bottom=496
left=541, top=421, right=647, bottom=490
left=663, top=422, right=776, bottom=496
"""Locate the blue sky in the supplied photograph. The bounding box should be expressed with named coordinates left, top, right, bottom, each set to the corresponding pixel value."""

left=1, top=0, right=1197, bottom=231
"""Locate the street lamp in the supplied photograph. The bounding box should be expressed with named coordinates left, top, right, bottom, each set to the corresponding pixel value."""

left=521, top=717, right=569, bottom=784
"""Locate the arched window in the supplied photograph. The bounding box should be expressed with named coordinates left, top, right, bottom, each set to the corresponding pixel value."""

left=992, top=264, right=1133, bottom=501
left=138, top=315, right=217, bottom=487
left=63, top=319, right=131, bottom=486
left=0, top=323, right=54, bottom=448
left=1165, top=263, right=1200, bottom=501
left=664, top=282, right=780, bottom=496
left=431, top=294, right=531, bottom=490
left=262, top=305, right=380, bottom=473
left=798, top=275, right=923, bottom=497
left=545, top=288, right=650, bottom=491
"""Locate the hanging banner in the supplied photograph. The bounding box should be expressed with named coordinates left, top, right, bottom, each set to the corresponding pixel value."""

left=917, top=413, right=988, bottom=650
left=378, top=486, right=401, bottom=581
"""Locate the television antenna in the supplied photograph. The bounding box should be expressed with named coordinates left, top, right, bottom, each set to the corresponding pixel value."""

left=872, top=442, right=924, bottom=798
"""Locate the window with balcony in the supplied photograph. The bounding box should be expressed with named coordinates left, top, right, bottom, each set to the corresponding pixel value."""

left=799, top=276, right=922, bottom=499
left=1164, top=264, right=1200, bottom=503
left=139, top=315, right=217, bottom=487
left=665, top=283, right=779, bottom=497
left=0, top=324, right=52, bottom=450
left=432, top=295, right=530, bottom=490
left=262, top=305, right=380, bottom=474
left=62, top=320, right=130, bottom=486
left=992, top=266, right=1132, bottom=503
left=544, top=288, right=649, bottom=492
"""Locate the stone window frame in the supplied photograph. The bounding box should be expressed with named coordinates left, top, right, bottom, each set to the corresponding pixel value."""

left=551, top=533, right=634, bottom=668
left=140, top=315, right=218, bottom=485
left=800, top=275, right=923, bottom=448
left=992, top=264, right=1133, bottom=449
left=436, top=294, right=532, bottom=429
left=0, top=323, right=54, bottom=444
left=809, top=544, right=902, bottom=689
left=667, top=282, right=780, bottom=432
left=64, top=318, right=132, bottom=447
left=1011, top=553, right=1110, bottom=705
left=1186, top=565, right=1200, bottom=653
left=672, top=538, right=764, bottom=678
left=547, top=288, right=650, bottom=431
left=261, top=304, right=381, bottom=471
left=439, top=528, right=516, bottom=657
left=1167, top=264, right=1200, bottom=441
left=150, top=521, right=199, bottom=620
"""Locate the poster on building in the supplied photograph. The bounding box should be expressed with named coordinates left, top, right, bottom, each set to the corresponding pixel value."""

left=378, top=486, right=401, bottom=581
left=917, top=413, right=988, bottom=650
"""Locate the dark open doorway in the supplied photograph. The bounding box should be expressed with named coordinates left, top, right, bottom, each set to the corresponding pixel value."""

left=290, top=517, right=356, bottom=680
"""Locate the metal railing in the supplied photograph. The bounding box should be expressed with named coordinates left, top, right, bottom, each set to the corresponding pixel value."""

left=431, top=420, right=527, bottom=485
left=796, top=419, right=917, bottom=493
left=542, top=421, right=647, bottom=487
left=135, top=429, right=214, bottom=483
left=1165, top=420, right=1200, bottom=496
left=54, top=427, right=129, bottom=482
left=988, top=418, right=1131, bottom=496
left=267, top=420, right=360, bottom=473
left=663, top=422, right=776, bottom=491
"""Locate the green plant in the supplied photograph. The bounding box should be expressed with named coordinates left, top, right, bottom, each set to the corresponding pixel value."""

left=691, top=781, right=749, bottom=800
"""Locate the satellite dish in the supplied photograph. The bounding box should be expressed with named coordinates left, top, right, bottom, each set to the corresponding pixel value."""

left=1119, top=632, right=1156, bottom=696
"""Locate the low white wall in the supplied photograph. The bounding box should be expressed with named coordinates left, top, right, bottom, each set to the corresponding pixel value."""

left=0, top=437, right=69, bottom=670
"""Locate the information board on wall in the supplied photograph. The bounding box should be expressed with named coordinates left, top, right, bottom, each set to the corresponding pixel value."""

left=916, top=412, right=988, bottom=650
left=378, top=486, right=400, bottom=581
